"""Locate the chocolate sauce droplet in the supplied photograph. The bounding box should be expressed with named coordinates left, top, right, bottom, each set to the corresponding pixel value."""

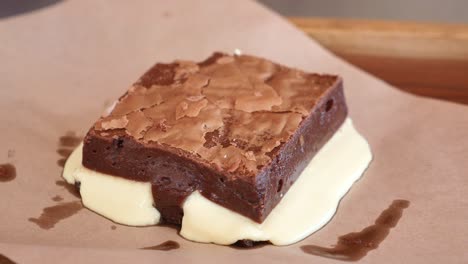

left=111, top=225, right=117, bottom=230
left=56, top=132, right=82, bottom=167
left=0, top=163, right=16, bottom=182
left=141, top=240, right=180, bottom=251
left=28, top=201, right=82, bottom=230
left=51, top=195, right=63, bottom=202
left=59, top=132, right=82, bottom=147
left=301, top=199, right=410, bottom=261
left=55, top=180, right=81, bottom=198
left=7, top=149, right=15, bottom=158
left=57, top=159, right=67, bottom=167
left=57, top=148, right=73, bottom=157
left=0, top=254, right=16, bottom=264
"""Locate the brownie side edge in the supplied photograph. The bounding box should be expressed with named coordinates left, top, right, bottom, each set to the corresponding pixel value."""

left=257, top=78, right=348, bottom=221
left=82, top=131, right=262, bottom=224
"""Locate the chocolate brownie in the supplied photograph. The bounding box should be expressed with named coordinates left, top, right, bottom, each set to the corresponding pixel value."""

left=82, top=52, right=347, bottom=224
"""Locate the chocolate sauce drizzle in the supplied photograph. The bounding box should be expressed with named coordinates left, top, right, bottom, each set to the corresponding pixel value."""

left=28, top=201, right=82, bottom=230
left=0, top=254, right=16, bottom=264
left=141, top=240, right=180, bottom=251
left=0, top=163, right=16, bottom=182
left=55, top=180, right=80, bottom=198
left=301, top=200, right=410, bottom=261
left=59, top=132, right=82, bottom=147
left=30, top=132, right=85, bottom=230
left=57, top=132, right=82, bottom=167
left=51, top=195, right=64, bottom=202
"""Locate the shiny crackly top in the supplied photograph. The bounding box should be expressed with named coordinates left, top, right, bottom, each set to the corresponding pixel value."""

left=94, top=53, right=338, bottom=176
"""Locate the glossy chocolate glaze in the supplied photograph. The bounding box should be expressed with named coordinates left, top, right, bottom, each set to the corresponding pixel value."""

left=301, top=200, right=410, bottom=261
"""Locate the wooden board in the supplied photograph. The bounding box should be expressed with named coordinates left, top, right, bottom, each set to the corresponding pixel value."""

left=290, top=17, right=468, bottom=105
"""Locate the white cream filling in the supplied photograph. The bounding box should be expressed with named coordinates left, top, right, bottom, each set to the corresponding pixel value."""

left=63, top=144, right=160, bottom=226
left=63, top=118, right=371, bottom=245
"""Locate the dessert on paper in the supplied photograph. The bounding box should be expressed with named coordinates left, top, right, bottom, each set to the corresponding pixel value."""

left=1, top=1, right=467, bottom=263
left=63, top=52, right=372, bottom=246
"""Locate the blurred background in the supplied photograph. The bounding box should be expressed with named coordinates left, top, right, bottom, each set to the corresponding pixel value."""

left=1, top=0, right=467, bottom=23
left=1, top=0, right=466, bottom=105
left=259, top=0, right=468, bottom=105
left=260, top=0, right=468, bottom=23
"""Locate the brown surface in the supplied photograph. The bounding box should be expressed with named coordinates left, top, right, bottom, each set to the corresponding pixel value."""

left=290, top=17, right=468, bottom=105
left=84, top=53, right=347, bottom=223
left=0, top=1, right=467, bottom=263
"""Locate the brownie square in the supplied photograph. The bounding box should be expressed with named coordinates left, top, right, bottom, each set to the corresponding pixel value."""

left=82, top=52, right=347, bottom=224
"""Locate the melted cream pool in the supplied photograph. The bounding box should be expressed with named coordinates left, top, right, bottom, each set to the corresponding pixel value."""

left=63, top=118, right=372, bottom=245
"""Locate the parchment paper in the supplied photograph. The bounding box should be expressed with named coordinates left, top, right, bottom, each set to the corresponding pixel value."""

left=0, top=0, right=467, bottom=263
